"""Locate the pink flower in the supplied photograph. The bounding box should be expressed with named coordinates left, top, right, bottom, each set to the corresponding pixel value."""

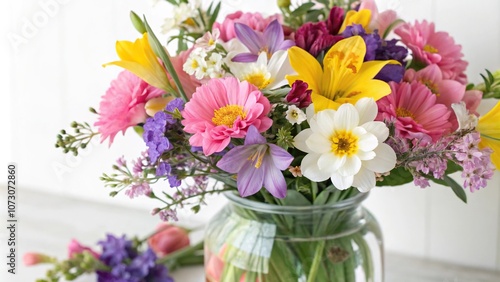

left=181, top=77, right=272, bottom=156
left=359, top=0, right=401, bottom=36
left=462, top=89, right=483, bottom=115
left=170, top=48, right=202, bottom=99
left=147, top=223, right=190, bottom=257
left=376, top=81, right=452, bottom=141
left=23, top=253, right=52, bottom=266
left=404, top=64, right=465, bottom=107
left=213, top=11, right=282, bottom=42
left=395, top=20, right=468, bottom=84
left=68, top=239, right=100, bottom=259
left=94, top=70, right=165, bottom=145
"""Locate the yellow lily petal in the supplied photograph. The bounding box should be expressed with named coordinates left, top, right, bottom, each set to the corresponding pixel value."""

left=478, top=101, right=500, bottom=169
left=339, top=9, right=372, bottom=33
left=145, top=96, right=175, bottom=116
left=286, top=46, right=322, bottom=91
left=104, top=33, right=171, bottom=92
left=323, top=36, right=365, bottom=78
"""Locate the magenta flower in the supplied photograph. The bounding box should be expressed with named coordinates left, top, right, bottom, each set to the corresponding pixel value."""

left=294, top=21, right=342, bottom=57
left=232, top=19, right=295, bottom=62
left=217, top=126, right=293, bottom=198
left=181, top=77, right=272, bottom=156
left=376, top=81, right=452, bottom=142
left=395, top=20, right=468, bottom=84
left=285, top=80, right=312, bottom=108
left=94, top=70, right=165, bottom=145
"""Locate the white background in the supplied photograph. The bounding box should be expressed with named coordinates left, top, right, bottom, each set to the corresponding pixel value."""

left=1, top=0, right=500, bottom=276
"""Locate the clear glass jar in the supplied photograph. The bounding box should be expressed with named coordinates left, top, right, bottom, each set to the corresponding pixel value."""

left=204, top=191, right=383, bottom=282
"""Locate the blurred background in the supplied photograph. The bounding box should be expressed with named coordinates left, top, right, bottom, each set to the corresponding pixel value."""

left=1, top=0, right=500, bottom=280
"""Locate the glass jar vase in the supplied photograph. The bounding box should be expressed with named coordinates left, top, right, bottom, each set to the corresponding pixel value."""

left=204, top=191, right=383, bottom=282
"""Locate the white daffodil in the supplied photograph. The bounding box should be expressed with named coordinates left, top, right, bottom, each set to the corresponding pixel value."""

left=452, top=101, right=478, bottom=130
left=286, top=105, right=307, bottom=125
left=229, top=50, right=293, bottom=90
left=294, top=98, right=396, bottom=192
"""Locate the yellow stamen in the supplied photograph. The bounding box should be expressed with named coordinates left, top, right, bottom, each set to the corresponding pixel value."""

left=244, top=73, right=270, bottom=89
left=247, top=146, right=267, bottom=168
left=212, top=105, right=247, bottom=127
left=420, top=79, right=439, bottom=96
left=331, top=130, right=359, bottom=157
left=396, top=108, right=415, bottom=120
left=423, top=44, right=438, bottom=54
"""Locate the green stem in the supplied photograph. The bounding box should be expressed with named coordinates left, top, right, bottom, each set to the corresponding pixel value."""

left=307, top=240, right=325, bottom=282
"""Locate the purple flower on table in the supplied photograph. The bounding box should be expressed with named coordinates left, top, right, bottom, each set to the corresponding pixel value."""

left=232, top=19, right=295, bottom=62
left=217, top=125, right=293, bottom=198
left=98, top=234, right=137, bottom=267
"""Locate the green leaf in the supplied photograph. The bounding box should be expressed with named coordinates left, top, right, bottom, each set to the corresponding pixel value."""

left=208, top=2, right=221, bottom=30
left=382, top=19, right=405, bottom=39
left=143, top=17, right=188, bottom=101
left=130, top=11, right=146, bottom=34
left=291, top=3, right=316, bottom=17
left=443, top=175, right=467, bottom=204
left=314, top=190, right=331, bottom=205
left=133, top=125, right=144, bottom=136
left=376, top=166, right=414, bottom=186
left=281, top=189, right=311, bottom=206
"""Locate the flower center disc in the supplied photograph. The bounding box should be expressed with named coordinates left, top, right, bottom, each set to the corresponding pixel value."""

left=212, top=105, right=247, bottom=127
left=331, top=130, right=359, bottom=157
left=423, top=44, right=439, bottom=54
left=396, top=107, right=415, bottom=120
left=245, top=73, right=270, bottom=89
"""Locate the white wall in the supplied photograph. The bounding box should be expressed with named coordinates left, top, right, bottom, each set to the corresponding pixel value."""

left=2, top=0, right=500, bottom=271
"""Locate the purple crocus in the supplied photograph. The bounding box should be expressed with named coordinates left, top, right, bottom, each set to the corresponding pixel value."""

left=232, top=19, right=295, bottom=62
left=217, top=126, right=293, bottom=198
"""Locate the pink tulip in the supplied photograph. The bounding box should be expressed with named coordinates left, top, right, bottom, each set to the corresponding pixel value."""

left=147, top=223, right=190, bottom=257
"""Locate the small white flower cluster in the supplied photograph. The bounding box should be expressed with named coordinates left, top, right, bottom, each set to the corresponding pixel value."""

left=183, top=29, right=227, bottom=80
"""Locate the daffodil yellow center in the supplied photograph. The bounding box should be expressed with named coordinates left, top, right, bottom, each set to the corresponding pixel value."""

left=331, top=130, right=359, bottom=157
left=212, top=105, right=247, bottom=127
left=396, top=108, right=415, bottom=119
left=183, top=17, right=196, bottom=27
left=420, top=79, right=439, bottom=96
left=423, top=44, right=438, bottom=54
left=191, top=60, right=199, bottom=69
left=244, top=73, right=270, bottom=89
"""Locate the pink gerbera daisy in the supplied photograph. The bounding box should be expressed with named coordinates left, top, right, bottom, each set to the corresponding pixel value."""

left=395, top=20, right=468, bottom=84
left=95, top=70, right=165, bottom=145
left=376, top=81, right=452, bottom=142
left=181, top=77, right=272, bottom=156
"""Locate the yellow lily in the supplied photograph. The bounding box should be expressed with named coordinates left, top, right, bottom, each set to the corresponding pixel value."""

left=339, top=9, right=372, bottom=33
left=287, top=36, right=396, bottom=112
left=104, top=33, right=172, bottom=92
left=477, top=101, right=500, bottom=170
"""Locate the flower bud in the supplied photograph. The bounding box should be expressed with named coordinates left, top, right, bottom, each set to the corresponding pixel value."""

left=147, top=223, right=190, bottom=257
left=67, top=239, right=100, bottom=259
left=23, top=253, right=53, bottom=266
left=277, top=0, right=291, bottom=8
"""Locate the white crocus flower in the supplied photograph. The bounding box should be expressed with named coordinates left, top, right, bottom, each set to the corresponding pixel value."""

left=229, top=50, right=293, bottom=90
left=161, top=0, right=200, bottom=33
left=294, top=98, right=397, bottom=192
left=286, top=105, right=307, bottom=125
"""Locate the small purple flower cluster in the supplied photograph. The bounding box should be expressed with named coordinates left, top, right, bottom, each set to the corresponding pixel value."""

left=143, top=98, right=184, bottom=164
left=113, top=153, right=152, bottom=199
left=452, top=132, right=494, bottom=192
left=97, top=234, right=173, bottom=282
left=388, top=130, right=494, bottom=191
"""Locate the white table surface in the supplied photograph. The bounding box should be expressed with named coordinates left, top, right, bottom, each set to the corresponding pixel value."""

left=2, top=188, right=500, bottom=282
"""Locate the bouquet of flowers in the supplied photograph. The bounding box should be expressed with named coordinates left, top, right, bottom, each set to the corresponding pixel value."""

left=48, top=0, right=500, bottom=281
